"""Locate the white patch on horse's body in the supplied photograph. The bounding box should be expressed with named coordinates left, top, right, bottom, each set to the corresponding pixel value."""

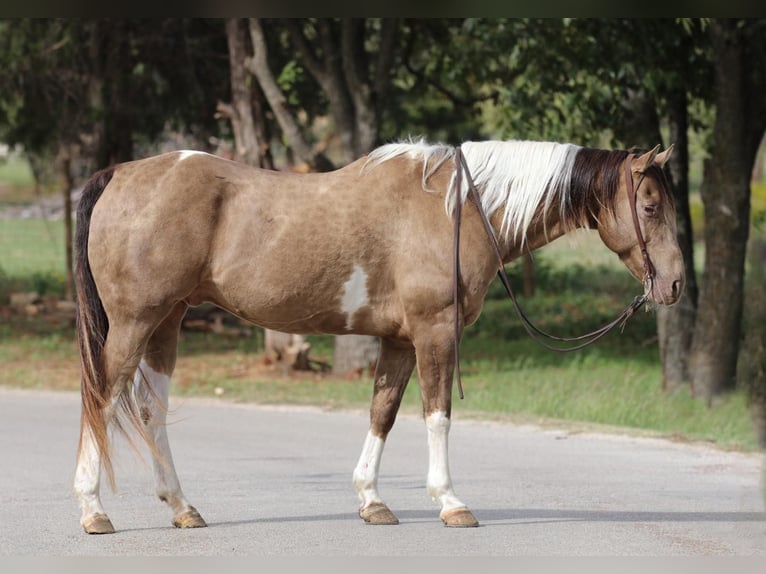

left=177, top=150, right=208, bottom=162
left=340, top=264, right=369, bottom=330
left=425, top=411, right=467, bottom=515
left=366, top=139, right=582, bottom=246
left=353, top=431, right=386, bottom=508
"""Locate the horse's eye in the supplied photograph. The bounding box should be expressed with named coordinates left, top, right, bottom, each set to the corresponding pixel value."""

left=644, top=205, right=658, bottom=217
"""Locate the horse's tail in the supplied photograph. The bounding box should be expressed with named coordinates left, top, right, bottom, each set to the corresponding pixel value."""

left=75, top=166, right=116, bottom=487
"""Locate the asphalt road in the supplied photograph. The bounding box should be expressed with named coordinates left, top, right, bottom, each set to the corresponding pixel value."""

left=0, top=386, right=764, bottom=556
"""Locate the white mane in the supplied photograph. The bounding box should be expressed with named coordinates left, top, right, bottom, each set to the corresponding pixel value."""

left=365, top=139, right=581, bottom=244
left=365, top=137, right=456, bottom=192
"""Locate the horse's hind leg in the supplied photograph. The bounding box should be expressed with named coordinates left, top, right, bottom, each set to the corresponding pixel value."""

left=75, top=316, right=162, bottom=534
left=132, top=302, right=206, bottom=529
left=75, top=405, right=117, bottom=534
left=353, top=338, right=416, bottom=525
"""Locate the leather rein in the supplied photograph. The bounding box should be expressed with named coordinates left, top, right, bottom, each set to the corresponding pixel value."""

left=452, top=147, right=655, bottom=400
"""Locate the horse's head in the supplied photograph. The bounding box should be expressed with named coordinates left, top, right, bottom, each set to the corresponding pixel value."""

left=597, top=145, right=684, bottom=306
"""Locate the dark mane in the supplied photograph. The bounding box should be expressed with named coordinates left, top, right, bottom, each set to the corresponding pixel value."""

left=563, top=148, right=630, bottom=228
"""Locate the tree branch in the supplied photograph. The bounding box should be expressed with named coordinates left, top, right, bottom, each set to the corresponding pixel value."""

left=284, top=20, right=329, bottom=89
left=224, top=18, right=262, bottom=167
left=374, top=19, right=399, bottom=103
left=246, top=18, right=334, bottom=171
left=402, top=58, right=498, bottom=108
left=341, top=19, right=378, bottom=153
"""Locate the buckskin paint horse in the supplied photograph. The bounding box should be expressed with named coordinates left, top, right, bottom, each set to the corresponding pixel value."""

left=73, top=139, right=682, bottom=533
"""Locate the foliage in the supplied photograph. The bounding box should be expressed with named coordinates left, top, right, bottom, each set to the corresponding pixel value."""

left=0, top=19, right=230, bottom=172
left=477, top=19, right=714, bottom=147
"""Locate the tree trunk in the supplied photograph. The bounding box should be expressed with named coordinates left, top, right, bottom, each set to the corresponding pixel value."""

left=656, top=89, right=697, bottom=392
left=522, top=252, right=535, bottom=297
left=246, top=18, right=334, bottom=172
left=94, top=19, right=133, bottom=168
left=58, top=144, right=75, bottom=302
left=333, top=333, right=379, bottom=377
left=741, top=237, right=766, bottom=448
left=251, top=79, right=274, bottom=170
left=688, top=20, right=760, bottom=400
left=340, top=19, right=378, bottom=155
left=224, top=18, right=263, bottom=167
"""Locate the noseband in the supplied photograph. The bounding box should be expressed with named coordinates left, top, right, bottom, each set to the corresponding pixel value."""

left=452, top=148, right=656, bottom=399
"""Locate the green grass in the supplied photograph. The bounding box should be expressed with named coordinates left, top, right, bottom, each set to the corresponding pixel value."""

left=0, top=155, right=35, bottom=190
left=0, top=155, right=37, bottom=207
left=0, top=220, right=67, bottom=299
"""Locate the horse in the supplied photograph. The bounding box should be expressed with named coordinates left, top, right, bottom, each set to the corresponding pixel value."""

left=73, top=139, right=683, bottom=534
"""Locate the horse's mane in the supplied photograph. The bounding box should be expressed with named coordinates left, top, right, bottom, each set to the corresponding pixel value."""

left=366, top=138, right=631, bottom=244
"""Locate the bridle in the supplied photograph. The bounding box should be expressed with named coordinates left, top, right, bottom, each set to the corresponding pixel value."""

left=452, top=148, right=656, bottom=399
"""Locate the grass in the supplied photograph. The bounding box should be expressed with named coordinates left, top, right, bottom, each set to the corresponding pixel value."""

left=0, top=227, right=761, bottom=452
left=0, top=220, right=67, bottom=299
left=0, top=219, right=66, bottom=276
left=0, top=154, right=34, bottom=188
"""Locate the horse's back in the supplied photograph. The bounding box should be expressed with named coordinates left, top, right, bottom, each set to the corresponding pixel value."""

left=87, top=150, right=441, bottom=337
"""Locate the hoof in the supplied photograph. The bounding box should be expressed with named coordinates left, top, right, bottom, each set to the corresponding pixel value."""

left=82, top=513, right=116, bottom=535
left=441, top=507, right=479, bottom=528
left=172, top=506, right=207, bottom=529
left=359, top=502, right=399, bottom=525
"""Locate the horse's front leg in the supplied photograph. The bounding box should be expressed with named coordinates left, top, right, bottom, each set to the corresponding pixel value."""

left=353, top=338, right=416, bottom=525
left=414, top=322, right=479, bottom=528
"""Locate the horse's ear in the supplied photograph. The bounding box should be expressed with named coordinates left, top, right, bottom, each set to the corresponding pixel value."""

left=653, top=144, right=674, bottom=168
left=633, top=144, right=661, bottom=174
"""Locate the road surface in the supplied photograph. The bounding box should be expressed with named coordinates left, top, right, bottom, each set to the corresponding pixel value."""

left=0, top=387, right=763, bottom=555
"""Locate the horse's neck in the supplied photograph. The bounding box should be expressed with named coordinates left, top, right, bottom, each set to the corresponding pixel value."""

left=500, top=218, right=571, bottom=263
left=495, top=192, right=605, bottom=263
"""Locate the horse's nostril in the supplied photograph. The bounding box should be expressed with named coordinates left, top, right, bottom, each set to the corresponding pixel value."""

left=672, top=280, right=681, bottom=298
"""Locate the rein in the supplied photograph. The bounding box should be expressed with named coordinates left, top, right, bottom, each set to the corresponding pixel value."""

left=452, top=148, right=655, bottom=400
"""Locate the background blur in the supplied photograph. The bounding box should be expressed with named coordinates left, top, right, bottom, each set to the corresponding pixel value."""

left=1, top=18, right=764, bottom=451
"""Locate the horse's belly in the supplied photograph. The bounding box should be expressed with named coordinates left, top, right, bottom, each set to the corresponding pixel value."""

left=196, top=270, right=399, bottom=338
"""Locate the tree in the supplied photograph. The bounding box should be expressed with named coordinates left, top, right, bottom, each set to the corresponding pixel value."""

left=688, top=19, right=766, bottom=401
left=218, top=18, right=273, bottom=169
left=0, top=19, right=98, bottom=300
left=0, top=18, right=230, bottom=298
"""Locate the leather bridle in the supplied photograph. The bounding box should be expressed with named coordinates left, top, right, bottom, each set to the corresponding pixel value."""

left=452, top=148, right=656, bottom=399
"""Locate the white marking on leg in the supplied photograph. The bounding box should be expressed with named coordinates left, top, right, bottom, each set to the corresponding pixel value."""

left=74, top=424, right=108, bottom=523
left=177, top=150, right=208, bottom=162
left=353, top=431, right=386, bottom=509
left=340, top=264, right=369, bottom=330
left=425, top=411, right=467, bottom=515
left=132, top=359, right=194, bottom=515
